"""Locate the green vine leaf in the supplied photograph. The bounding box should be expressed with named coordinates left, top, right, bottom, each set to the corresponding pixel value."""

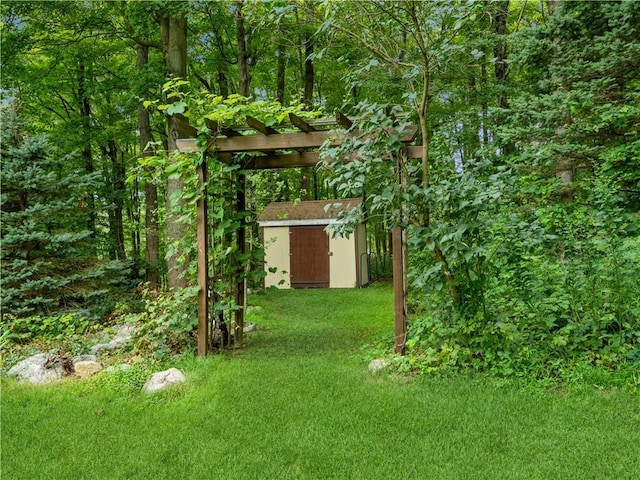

left=165, top=101, right=188, bottom=116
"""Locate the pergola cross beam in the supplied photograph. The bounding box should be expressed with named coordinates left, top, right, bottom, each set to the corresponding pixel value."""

left=246, top=115, right=280, bottom=135
left=289, top=113, right=316, bottom=133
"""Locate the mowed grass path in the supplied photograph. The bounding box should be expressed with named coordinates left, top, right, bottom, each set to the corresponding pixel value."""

left=2, top=283, right=640, bottom=479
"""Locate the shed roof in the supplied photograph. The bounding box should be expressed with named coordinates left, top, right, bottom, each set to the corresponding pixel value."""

left=257, top=198, right=362, bottom=223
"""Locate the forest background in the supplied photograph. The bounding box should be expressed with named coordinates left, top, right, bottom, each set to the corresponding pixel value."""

left=1, top=0, right=639, bottom=385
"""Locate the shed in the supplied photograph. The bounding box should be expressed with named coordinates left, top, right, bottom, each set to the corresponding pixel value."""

left=258, top=198, right=368, bottom=289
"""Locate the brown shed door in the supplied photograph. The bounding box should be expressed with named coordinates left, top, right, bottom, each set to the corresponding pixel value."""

left=289, top=226, right=329, bottom=288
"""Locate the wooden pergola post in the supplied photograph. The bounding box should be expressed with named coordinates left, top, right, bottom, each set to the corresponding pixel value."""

left=196, top=153, right=209, bottom=356
left=392, top=227, right=407, bottom=354
left=234, top=171, right=246, bottom=345
left=392, top=149, right=408, bottom=355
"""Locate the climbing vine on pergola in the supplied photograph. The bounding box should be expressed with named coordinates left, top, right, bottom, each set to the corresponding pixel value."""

left=177, top=111, right=422, bottom=356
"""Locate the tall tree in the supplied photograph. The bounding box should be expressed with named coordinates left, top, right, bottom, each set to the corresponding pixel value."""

left=159, top=12, right=196, bottom=289
left=491, top=0, right=514, bottom=155
left=116, top=0, right=167, bottom=287
left=77, top=57, right=98, bottom=241
left=303, top=1, right=315, bottom=109
left=137, top=43, right=161, bottom=288
left=102, top=138, right=127, bottom=260
left=235, top=0, right=251, bottom=97
left=276, top=35, right=287, bottom=103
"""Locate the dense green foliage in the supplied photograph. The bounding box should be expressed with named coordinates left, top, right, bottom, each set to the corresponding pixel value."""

left=1, top=0, right=638, bottom=384
left=0, top=112, right=127, bottom=318
left=317, top=1, right=640, bottom=380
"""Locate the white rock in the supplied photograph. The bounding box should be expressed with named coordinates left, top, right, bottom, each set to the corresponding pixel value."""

left=112, top=324, right=138, bottom=338
left=90, top=339, right=123, bottom=354
left=72, top=354, right=98, bottom=365
left=368, top=358, right=391, bottom=373
left=142, top=368, right=186, bottom=393
left=90, top=324, right=138, bottom=354
left=7, top=353, right=65, bottom=384
left=243, top=322, right=259, bottom=333
left=229, top=321, right=259, bottom=335
left=73, top=360, right=102, bottom=378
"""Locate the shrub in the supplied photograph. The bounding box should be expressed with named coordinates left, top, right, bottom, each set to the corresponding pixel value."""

left=127, top=287, right=199, bottom=360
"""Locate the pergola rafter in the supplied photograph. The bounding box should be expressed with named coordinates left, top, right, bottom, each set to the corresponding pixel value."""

left=177, top=112, right=419, bottom=355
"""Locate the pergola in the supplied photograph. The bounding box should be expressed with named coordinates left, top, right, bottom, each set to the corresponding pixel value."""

left=176, top=112, right=422, bottom=356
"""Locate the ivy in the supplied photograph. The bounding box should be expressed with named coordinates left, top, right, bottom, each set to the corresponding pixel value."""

left=152, top=78, right=322, bottom=131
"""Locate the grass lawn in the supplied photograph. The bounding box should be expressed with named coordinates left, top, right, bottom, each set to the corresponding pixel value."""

left=2, top=282, right=639, bottom=479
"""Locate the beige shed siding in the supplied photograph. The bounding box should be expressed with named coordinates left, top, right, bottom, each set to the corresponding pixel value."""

left=329, top=232, right=357, bottom=288
left=263, top=226, right=291, bottom=288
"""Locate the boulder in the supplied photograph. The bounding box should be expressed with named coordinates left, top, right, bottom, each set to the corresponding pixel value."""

left=7, top=353, right=66, bottom=384
left=368, top=358, right=391, bottom=373
left=90, top=339, right=124, bottom=354
left=142, top=368, right=186, bottom=393
left=90, top=324, right=138, bottom=354
left=114, top=324, right=138, bottom=337
left=72, top=354, right=98, bottom=365
left=73, top=360, right=102, bottom=378
left=243, top=322, right=259, bottom=333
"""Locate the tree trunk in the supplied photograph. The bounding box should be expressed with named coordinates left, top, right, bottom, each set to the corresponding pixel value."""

left=416, top=67, right=431, bottom=228
left=236, top=0, right=251, bottom=97
left=136, top=44, right=160, bottom=289
left=546, top=0, right=573, bottom=200
left=103, top=139, right=126, bottom=261
left=492, top=0, right=514, bottom=155
left=546, top=0, right=564, bottom=16
left=299, top=4, right=315, bottom=200
left=493, top=0, right=509, bottom=110
left=218, top=71, right=229, bottom=98
left=303, top=5, right=314, bottom=109
left=480, top=56, right=489, bottom=146
left=161, top=16, right=191, bottom=290
left=128, top=168, right=142, bottom=266
left=466, top=71, right=480, bottom=159
left=276, top=39, right=286, bottom=104
left=77, top=59, right=96, bottom=243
